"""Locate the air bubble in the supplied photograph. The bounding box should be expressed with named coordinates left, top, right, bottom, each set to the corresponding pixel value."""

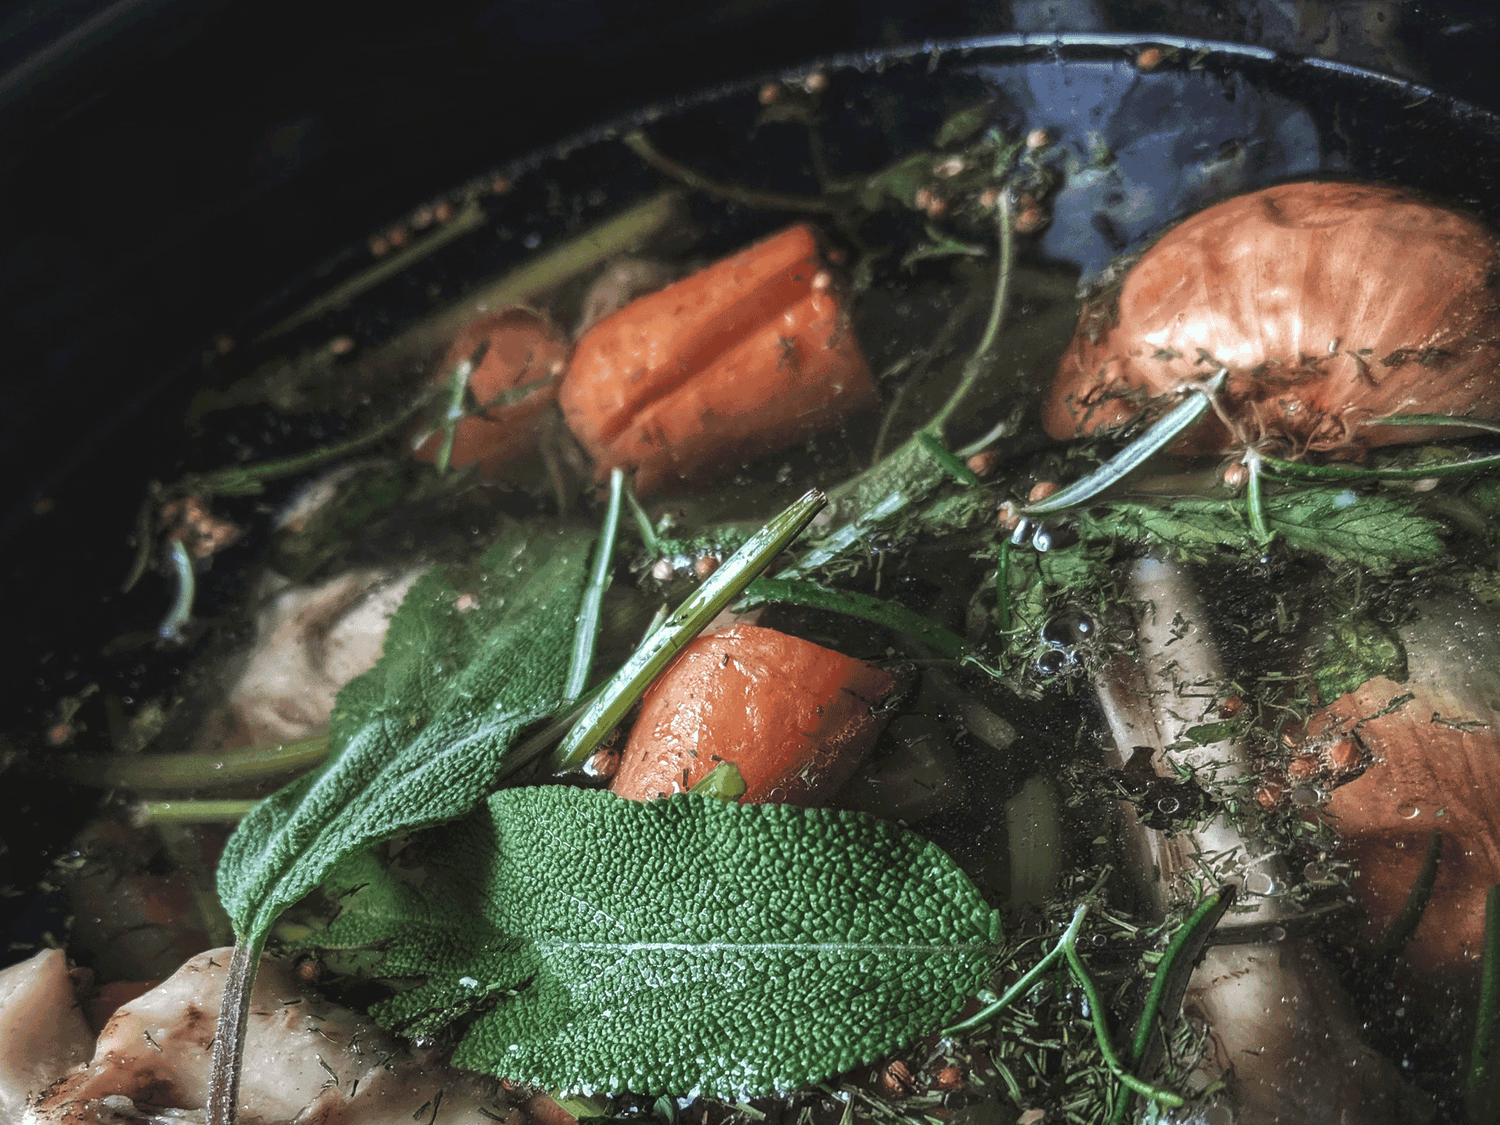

left=1156, top=796, right=1181, bottom=815
left=1041, top=618, right=1074, bottom=649
left=1036, top=649, right=1070, bottom=678
left=1289, top=785, right=1321, bottom=807
left=1244, top=871, right=1278, bottom=896
left=1398, top=803, right=1422, bottom=820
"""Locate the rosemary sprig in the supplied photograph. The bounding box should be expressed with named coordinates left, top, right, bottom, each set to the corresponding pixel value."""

left=553, top=489, right=826, bottom=771
left=1023, top=372, right=1225, bottom=516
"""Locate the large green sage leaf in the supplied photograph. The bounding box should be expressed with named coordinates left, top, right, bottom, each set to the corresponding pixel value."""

left=217, top=521, right=594, bottom=943
left=310, top=787, right=1003, bottom=1098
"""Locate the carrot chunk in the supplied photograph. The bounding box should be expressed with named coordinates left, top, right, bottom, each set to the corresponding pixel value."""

left=410, top=307, right=568, bottom=476
left=608, top=623, right=895, bottom=806
left=560, top=225, right=875, bottom=494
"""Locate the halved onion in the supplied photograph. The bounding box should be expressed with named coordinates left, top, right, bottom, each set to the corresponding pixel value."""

left=1043, top=181, right=1500, bottom=456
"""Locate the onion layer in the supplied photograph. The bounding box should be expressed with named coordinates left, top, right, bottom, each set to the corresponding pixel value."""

left=1043, top=182, right=1500, bottom=455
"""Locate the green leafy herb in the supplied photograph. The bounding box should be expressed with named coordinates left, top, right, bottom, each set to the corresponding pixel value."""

left=210, top=521, right=595, bottom=1124
left=935, top=104, right=990, bottom=147
left=218, top=520, right=595, bottom=942
left=856, top=152, right=933, bottom=212
left=1307, top=614, right=1405, bottom=704
left=1077, top=488, right=1444, bottom=571
left=309, top=788, right=1004, bottom=1098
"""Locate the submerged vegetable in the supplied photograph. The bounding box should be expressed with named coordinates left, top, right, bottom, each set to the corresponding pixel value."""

left=559, top=224, right=876, bottom=494
left=410, top=307, right=569, bottom=475
left=1043, top=181, right=1500, bottom=455
left=609, top=623, right=895, bottom=805
left=1312, top=594, right=1500, bottom=976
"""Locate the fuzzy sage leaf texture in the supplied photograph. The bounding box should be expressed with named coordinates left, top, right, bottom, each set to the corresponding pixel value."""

left=308, top=788, right=1004, bottom=1098
left=217, top=521, right=594, bottom=943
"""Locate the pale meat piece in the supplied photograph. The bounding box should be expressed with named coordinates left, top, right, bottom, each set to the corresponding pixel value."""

left=195, top=565, right=425, bottom=753
left=30, top=949, right=524, bottom=1125
left=0, top=950, right=95, bottom=1123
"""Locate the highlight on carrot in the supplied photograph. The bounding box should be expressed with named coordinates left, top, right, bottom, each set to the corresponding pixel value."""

left=409, top=307, right=569, bottom=475
left=608, top=623, right=896, bottom=806
left=559, top=224, right=876, bottom=495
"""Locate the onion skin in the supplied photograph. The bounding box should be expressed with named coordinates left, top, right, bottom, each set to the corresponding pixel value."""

left=1043, top=182, right=1500, bottom=455
left=1314, top=675, right=1500, bottom=975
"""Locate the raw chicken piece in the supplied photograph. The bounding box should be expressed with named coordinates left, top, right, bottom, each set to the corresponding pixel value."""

left=196, top=565, right=425, bottom=752
left=0, top=950, right=95, bottom=1123
left=30, top=948, right=522, bottom=1125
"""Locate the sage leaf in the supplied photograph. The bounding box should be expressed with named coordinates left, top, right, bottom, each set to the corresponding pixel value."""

left=311, top=788, right=1003, bottom=1099
left=217, top=520, right=594, bottom=943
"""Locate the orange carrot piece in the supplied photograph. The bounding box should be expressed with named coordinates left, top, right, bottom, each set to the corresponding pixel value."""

left=410, top=308, right=568, bottom=476
left=609, top=623, right=895, bottom=806
left=600, top=289, right=874, bottom=494
left=559, top=225, right=875, bottom=494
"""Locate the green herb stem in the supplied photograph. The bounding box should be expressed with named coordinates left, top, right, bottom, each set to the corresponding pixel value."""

left=139, top=799, right=260, bottom=823
left=565, top=468, right=625, bottom=703
left=1378, top=830, right=1443, bottom=958
left=158, top=539, right=196, bottom=643
left=623, top=479, right=662, bottom=556
left=623, top=131, right=836, bottom=214
left=207, top=931, right=267, bottom=1125
left=924, top=191, right=1013, bottom=438
left=180, top=384, right=442, bottom=498
left=1261, top=450, right=1500, bottom=482
left=1468, top=885, right=1500, bottom=1123
left=433, top=357, right=473, bottom=474
left=1378, top=413, right=1500, bottom=435
left=553, top=489, right=826, bottom=771
left=995, top=536, right=1013, bottom=634
left=61, top=732, right=332, bottom=792
left=1244, top=451, right=1272, bottom=546
left=943, top=902, right=1090, bottom=1036
left=916, top=431, right=981, bottom=486
left=1126, top=888, right=1234, bottom=1067
left=1108, top=888, right=1235, bottom=1125
left=257, top=199, right=487, bottom=341
left=355, top=192, right=690, bottom=379
left=737, top=576, right=969, bottom=658
left=784, top=490, right=907, bottom=577
left=1060, top=939, right=1184, bottom=1108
